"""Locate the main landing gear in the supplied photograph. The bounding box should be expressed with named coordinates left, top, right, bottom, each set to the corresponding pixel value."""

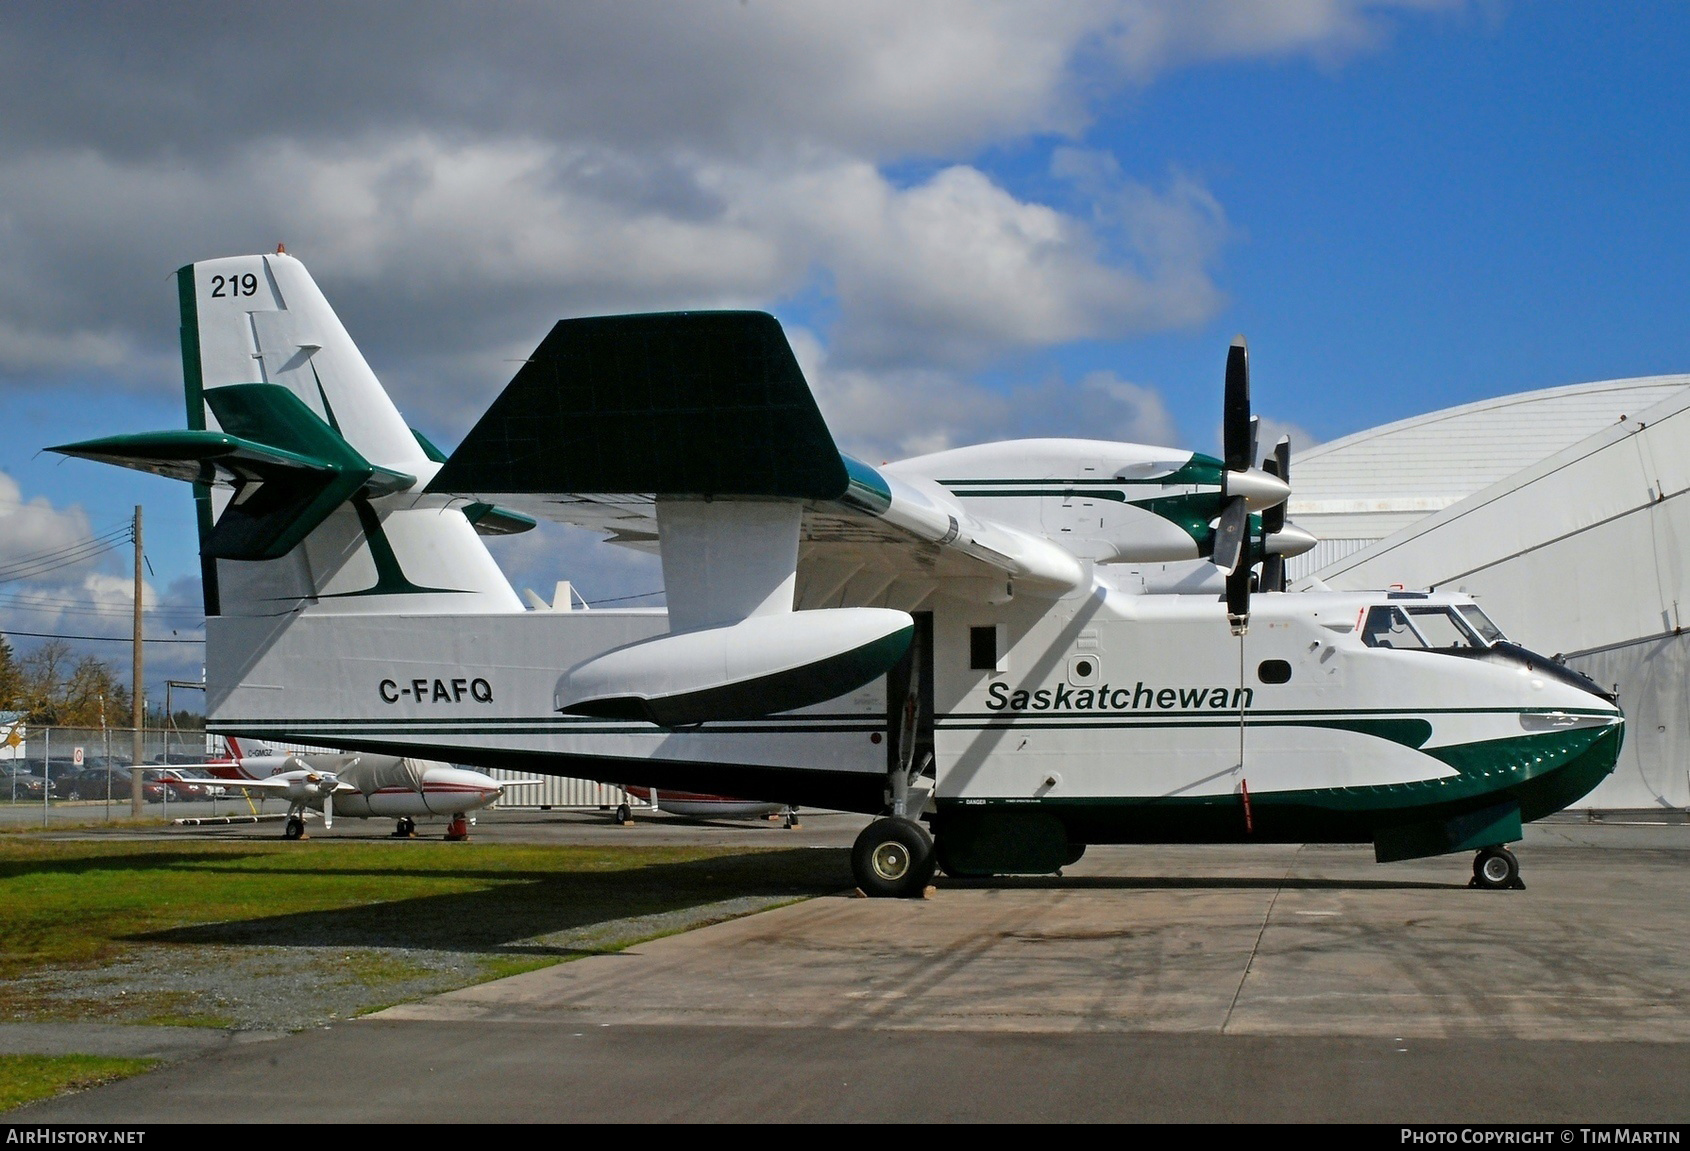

left=851, top=817, right=936, bottom=898
left=283, top=814, right=306, bottom=840
left=1471, top=846, right=1523, bottom=890
left=392, top=817, right=416, bottom=838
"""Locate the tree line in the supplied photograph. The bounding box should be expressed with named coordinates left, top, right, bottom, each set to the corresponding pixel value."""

left=0, top=635, right=200, bottom=730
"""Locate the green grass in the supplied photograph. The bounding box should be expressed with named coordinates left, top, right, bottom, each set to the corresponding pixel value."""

left=0, top=1055, right=158, bottom=1113
left=0, top=838, right=849, bottom=1026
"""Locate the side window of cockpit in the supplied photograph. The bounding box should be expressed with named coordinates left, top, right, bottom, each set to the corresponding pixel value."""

left=1457, top=605, right=1505, bottom=644
left=1405, top=606, right=1480, bottom=648
left=1360, top=606, right=1425, bottom=650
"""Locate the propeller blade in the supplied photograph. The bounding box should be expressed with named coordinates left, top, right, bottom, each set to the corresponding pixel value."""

left=1225, top=563, right=1252, bottom=626
left=1211, top=497, right=1249, bottom=573
left=1223, top=336, right=1252, bottom=472
left=1260, top=554, right=1286, bottom=593
left=1262, top=435, right=1290, bottom=535
left=323, top=790, right=333, bottom=830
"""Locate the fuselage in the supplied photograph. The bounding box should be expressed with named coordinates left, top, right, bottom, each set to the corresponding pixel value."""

left=204, top=576, right=1622, bottom=847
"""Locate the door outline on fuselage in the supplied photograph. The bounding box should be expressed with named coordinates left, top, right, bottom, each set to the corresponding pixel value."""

left=887, top=610, right=935, bottom=781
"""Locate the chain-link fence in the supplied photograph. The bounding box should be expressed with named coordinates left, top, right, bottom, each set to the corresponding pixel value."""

left=0, top=723, right=259, bottom=826
left=0, top=723, right=645, bottom=824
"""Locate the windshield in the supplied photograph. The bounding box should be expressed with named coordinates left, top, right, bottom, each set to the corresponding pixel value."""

left=1360, top=606, right=1426, bottom=649
left=1406, top=606, right=1485, bottom=648
left=1457, top=604, right=1506, bottom=644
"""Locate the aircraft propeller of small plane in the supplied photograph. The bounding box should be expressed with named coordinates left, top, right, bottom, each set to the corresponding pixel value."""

left=52, top=251, right=1622, bottom=895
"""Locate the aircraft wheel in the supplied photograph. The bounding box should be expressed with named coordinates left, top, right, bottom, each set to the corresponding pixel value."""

left=851, top=817, right=935, bottom=898
left=394, top=817, right=415, bottom=838
left=1064, top=843, right=1087, bottom=866
left=1472, top=846, right=1520, bottom=890
left=284, top=816, right=305, bottom=840
left=615, top=803, right=632, bottom=824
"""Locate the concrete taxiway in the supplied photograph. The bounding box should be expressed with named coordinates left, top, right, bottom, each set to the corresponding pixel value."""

left=15, top=812, right=1690, bottom=1123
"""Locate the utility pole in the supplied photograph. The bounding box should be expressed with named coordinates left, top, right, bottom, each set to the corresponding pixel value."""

left=131, top=505, right=144, bottom=817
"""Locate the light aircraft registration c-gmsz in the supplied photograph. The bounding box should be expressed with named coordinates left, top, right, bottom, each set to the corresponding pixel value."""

left=200, top=737, right=519, bottom=840
left=52, top=251, right=1623, bottom=895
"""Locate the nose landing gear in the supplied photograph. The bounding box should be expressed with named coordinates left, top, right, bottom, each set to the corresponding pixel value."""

left=445, top=814, right=471, bottom=841
left=1471, top=846, right=1523, bottom=890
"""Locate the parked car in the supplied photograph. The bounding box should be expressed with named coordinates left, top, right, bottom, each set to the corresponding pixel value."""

left=153, top=768, right=224, bottom=800
left=0, top=765, right=49, bottom=800
left=59, top=766, right=164, bottom=803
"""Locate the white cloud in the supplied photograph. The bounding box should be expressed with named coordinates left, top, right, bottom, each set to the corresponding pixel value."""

left=0, top=1, right=1455, bottom=398
left=794, top=329, right=1183, bottom=462
left=0, top=136, right=1235, bottom=424
left=1257, top=415, right=1322, bottom=459
left=0, top=471, right=95, bottom=573
left=1, top=3, right=1452, bottom=163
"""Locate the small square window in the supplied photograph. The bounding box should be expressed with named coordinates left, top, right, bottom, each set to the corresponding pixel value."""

left=969, top=626, right=998, bottom=671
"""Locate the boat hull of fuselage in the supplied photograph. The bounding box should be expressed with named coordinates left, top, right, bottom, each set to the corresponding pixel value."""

left=205, top=590, right=1624, bottom=850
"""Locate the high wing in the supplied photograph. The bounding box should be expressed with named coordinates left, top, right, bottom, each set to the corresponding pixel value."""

left=207, top=776, right=360, bottom=794
left=424, top=312, right=1312, bottom=613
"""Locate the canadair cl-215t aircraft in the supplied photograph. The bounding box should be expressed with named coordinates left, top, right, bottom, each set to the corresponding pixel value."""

left=52, top=251, right=1622, bottom=896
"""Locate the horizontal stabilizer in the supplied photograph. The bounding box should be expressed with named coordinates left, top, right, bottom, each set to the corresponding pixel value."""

left=462, top=502, right=537, bottom=536
left=428, top=311, right=848, bottom=499
left=50, top=383, right=415, bottom=561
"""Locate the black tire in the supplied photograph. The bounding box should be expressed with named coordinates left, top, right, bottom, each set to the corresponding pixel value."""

left=1473, top=846, right=1519, bottom=889
left=284, top=816, right=305, bottom=841
left=615, top=803, right=632, bottom=823
left=851, top=817, right=936, bottom=898
left=1064, top=842, right=1087, bottom=867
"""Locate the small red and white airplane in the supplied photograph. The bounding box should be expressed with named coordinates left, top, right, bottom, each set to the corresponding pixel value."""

left=203, top=737, right=517, bottom=840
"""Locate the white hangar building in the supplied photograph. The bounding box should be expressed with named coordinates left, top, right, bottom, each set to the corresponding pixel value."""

left=1286, top=373, right=1690, bottom=811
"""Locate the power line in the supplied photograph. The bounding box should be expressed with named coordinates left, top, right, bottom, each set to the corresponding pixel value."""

left=0, top=595, right=202, bottom=621
left=0, top=629, right=202, bottom=645
left=0, top=530, right=134, bottom=584
left=0, top=523, right=131, bottom=569
left=586, top=589, right=664, bottom=604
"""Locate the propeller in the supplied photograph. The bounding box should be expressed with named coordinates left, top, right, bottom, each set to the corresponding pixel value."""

left=1259, top=436, right=1291, bottom=593
left=1212, top=336, right=1290, bottom=633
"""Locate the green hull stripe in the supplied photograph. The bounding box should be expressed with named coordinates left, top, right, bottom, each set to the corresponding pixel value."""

left=177, top=264, right=218, bottom=617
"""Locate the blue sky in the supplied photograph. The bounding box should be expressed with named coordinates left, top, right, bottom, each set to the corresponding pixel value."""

left=2, top=2, right=1687, bottom=696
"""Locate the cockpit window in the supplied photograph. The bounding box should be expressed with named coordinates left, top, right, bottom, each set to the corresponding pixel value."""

left=1457, top=605, right=1506, bottom=644
left=1360, top=606, right=1426, bottom=650
left=1406, top=606, right=1484, bottom=649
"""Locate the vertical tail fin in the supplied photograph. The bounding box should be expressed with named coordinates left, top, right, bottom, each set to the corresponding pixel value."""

left=56, top=252, right=523, bottom=618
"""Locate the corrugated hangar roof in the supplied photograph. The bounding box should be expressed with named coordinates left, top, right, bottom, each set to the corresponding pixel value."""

left=1288, top=375, right=1690, bottom=529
